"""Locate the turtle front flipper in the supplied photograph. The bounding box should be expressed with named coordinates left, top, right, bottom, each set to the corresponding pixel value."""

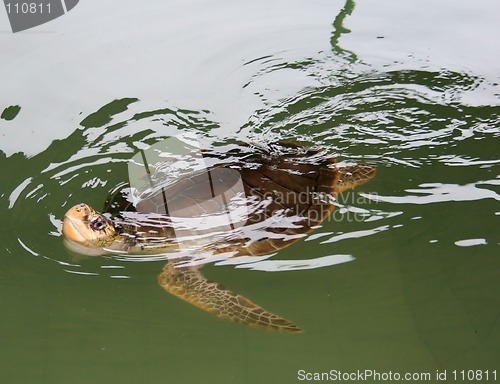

left=158, top=263, right=302, bottom=333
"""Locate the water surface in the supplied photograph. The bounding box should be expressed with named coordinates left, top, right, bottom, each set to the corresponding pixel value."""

left=1, top=0, right=499, bottom=383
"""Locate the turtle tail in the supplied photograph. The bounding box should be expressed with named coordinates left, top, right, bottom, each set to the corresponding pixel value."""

left=158, top=263, right=302, bottom=333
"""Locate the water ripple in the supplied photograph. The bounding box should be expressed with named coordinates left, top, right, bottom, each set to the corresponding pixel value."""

left=2, top=20, right=499, bottom=278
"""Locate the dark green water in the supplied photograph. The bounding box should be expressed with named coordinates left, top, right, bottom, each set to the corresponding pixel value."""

left=1, top=1, right=499, bottom=383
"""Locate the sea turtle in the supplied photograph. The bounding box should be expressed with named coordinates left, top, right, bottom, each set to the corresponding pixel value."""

left=62, top=143, right=375, bottom=332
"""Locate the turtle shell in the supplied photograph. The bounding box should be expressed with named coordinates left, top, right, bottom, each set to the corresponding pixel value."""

left=104, top=143, right=345, bottom=256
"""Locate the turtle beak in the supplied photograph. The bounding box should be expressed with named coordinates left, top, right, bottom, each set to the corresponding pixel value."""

left=62, top=203, right=90, bottom=242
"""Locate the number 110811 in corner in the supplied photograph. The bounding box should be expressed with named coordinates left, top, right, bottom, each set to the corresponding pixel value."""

left=5, top=2, right=51, bottom=15
left=437, top=370, right=497, bottom=381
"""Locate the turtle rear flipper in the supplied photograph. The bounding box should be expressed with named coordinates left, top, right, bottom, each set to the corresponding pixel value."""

left=158, top=263, right=302, bottom=333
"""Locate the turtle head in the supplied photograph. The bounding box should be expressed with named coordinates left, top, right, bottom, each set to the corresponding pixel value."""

left=63, top=203, right=117, bottom=255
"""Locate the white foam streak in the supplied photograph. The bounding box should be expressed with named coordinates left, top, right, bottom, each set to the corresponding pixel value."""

left=321, top=225, right=390, bottom=244
left=362, top=180, right=500, bottom=205
left=234, top=254, right=354, bottom=272
left=455, top=238, right=487, bottom=247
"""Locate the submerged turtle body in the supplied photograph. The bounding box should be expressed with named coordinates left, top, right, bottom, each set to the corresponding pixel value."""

left=62, top=143, right=375, bottom=332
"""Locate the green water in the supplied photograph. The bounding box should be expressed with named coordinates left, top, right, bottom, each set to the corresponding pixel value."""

left=1, top=1, right=499, bottom=383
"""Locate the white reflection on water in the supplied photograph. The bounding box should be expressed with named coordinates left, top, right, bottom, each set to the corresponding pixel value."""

left=436, top=155, right=500, bottom=167
left=217, top=253, right=354, bottom=272
left=48, top=213, right=63, bottom=237
left=320, top=224, right=391, bottom=245
left=454, top=238, right=487, bottom=247
left=362, top=179, right=500, bottom=205
left=17, top=238, right=38, bottom=256
left=8, top=177, right=32, bottom=209
left=64, top=270, right=99, bottom=276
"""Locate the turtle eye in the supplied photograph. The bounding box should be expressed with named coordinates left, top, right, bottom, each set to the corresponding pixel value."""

left=90, top=217, right=107, bottom=231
